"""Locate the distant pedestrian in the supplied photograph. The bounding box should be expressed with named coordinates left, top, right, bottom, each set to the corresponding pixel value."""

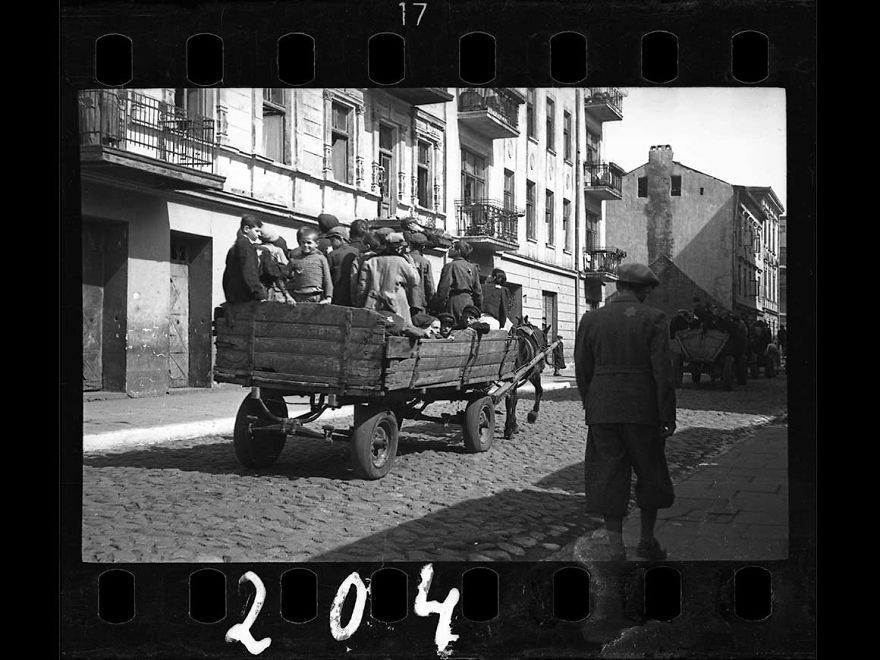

left=575, top=262, right=677, bottom=562
left=552, top=335, right=566, bottom=376
left=777, top=325, right=787, bottom=352
left=286, top=227, right=333, bottom=304
left=222, top=215, right=267, bottom=303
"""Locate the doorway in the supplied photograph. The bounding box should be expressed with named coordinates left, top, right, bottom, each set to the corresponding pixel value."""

left=169, top=231, right=213, bottom=388
left=542, top=291, right=558, bottom=338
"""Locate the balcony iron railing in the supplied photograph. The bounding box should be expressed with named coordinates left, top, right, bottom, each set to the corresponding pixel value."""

left=455, top=199, right=522, bottom=245
left=584, top=162, right=623, bottom=195
left=79, top=89, right=216, bottom=172
left=583, top=246, right=627, bottom=276
left=457, top=88, right=520, bottom=130
left=584, top=87, right=624, bottom=115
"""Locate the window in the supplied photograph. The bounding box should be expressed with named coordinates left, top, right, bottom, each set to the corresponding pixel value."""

left=563, top=111, right=572, bottom=161
left=526, top=89, right=536, bottom=139
left=461, top=148, right=487, bottom=202
left=526, top=181, right=536, bottom=239
left=262, top=88, right=286, bottom=163
left=585, top=130, right=599, bottom=164
left=417, top=140, right=431, bottom=208
left=700, top=187, right=705, bottom=195
left=503, top=169, right=515, bottom=210
left=331, top=102, right=352, bottom=183
left=671, top=175, right=682, bottom=196
left=545, top=190, right=555, bottom=245
left=638, top=176, right=647, bottom=197
left=562, top=199, right=571, bottom=250
left=546, top=98, right=555, bottom=152
left=585, top=210, right=599, bottom=250
left=379, top=125, right=396, bottom=214
left=174, top=88, right=211, bottom=117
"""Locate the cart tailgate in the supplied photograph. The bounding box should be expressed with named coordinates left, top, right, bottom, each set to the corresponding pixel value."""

left=214, top=302, right=387, bottom=392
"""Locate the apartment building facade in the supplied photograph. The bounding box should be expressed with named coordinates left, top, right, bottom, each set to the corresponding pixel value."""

left=604, top=145, right=784, bottom=332
left=78, top=87, right=622, bottom=396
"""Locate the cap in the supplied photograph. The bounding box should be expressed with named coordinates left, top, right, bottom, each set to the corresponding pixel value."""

left=408, top=232, right=428, bottom=246
left=385, top=232, right=405, bottom=244
left=259, top=224, right=280, bottom=242
left=374, top=226, right=394, bottom=237
left=437, top=313, right=456, bottom=324
left=616, top=262, right=660, bottom=287
left=462, top=305, right=482, bottom=318
left=325, top=226, right=350, bottom=240
left=317, top=213, right=340, bottom=232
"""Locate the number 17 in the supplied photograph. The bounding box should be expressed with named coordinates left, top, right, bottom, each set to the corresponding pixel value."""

left=400, top=2, right=427, bottom=26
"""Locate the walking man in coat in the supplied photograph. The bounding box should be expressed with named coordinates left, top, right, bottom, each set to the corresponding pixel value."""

left=575, top=262, right=677, bottom=562
left=436, top=240, right=482, bottom=325
left=222, top=215, right=267, bottom=303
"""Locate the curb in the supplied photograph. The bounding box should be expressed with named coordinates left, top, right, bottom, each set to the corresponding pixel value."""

left=83, top=380, right=576, bottom=454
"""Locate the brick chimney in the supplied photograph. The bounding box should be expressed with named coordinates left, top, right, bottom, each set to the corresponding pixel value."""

left=645, top=145, right=674, bottom=263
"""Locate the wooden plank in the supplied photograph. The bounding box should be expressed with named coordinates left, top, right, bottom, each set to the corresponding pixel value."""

left=215, top=348, right=251, bottom=370
left=254, top=336, right=385, bottom=360
left=254, top=302, right=386, bottom=327
left=414, top=337, right=510, bottom=358
left=252, top=352, right=382, bottom=382
left=215, top=335, right=251, bottom=351
left=254, top=322, right=385, bottom=342
left=250, top=371, right=381, bottom=394
left=385, top=336, right=419, bottom=359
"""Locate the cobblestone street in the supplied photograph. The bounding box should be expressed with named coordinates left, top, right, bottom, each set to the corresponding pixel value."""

left=82, top=376, right=787, bottom=563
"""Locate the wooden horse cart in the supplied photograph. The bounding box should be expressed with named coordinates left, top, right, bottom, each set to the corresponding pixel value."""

left=213, top=302, right=557, bottom=479
left=672, top=327, right=736, bottom=391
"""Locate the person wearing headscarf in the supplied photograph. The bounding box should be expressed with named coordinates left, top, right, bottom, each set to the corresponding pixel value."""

left=436, top=240, right=482, bottom=325
left=355, top=232, right=420, bottom=325
left=481, top=268, right=514, bottom=329
left=256, top=228, right=295, bottom=304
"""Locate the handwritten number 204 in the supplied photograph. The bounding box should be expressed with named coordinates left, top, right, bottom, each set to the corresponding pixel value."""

left=400, top=2, right=428, bottom=26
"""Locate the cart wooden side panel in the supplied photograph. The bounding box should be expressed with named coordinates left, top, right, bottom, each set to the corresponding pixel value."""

left=384, top=330, right=519, bottom=390
left=214, top=302, right=388, bottom=394
left=675, top=328, right=729, bottom=363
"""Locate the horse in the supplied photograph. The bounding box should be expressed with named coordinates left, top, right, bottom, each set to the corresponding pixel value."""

left=503, top=318, right=551, bottom=439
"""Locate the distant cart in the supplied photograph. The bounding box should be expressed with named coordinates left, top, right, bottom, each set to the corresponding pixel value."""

left=672, top=328, right=736, bottom=390
left=213, top=302, right=557, bottom=479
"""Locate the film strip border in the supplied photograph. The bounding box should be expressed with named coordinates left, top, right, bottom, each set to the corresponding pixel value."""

left=63, top=560, right=811, bottom=656
left=59, top=0, right=816, bottom=657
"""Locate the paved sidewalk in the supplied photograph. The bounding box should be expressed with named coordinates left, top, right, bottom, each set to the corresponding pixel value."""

left=82, top=371, right=577, bottom=453
left=568, top=421, right=788, bottom=562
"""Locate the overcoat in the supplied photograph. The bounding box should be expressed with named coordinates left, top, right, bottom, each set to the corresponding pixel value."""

left=437, top=257, right=482, bottom=321
left=574, top=291, right=676, bottom=425
left=356, top=254, right=420, bottom=325
left=408, top=251, right=436, bottom=312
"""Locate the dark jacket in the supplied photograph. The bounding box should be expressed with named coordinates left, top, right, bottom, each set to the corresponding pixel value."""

left=437, top=257, right=482, bottom=316
left=574, top=292, right=676, bottom=425
left=326, top=243, right=361, bottom=306
left=222, top=234, right=266, bottom=303
left=481, top=281, right=513, bottom=326
left=409, top=252, right=435, bottom=312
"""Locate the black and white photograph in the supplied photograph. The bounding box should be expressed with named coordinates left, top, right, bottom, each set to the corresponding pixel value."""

left=79, top=86, right=788, bottom=565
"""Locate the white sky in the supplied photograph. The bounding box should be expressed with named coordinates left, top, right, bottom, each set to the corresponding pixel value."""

left=602, top=88, right=787, bottom=208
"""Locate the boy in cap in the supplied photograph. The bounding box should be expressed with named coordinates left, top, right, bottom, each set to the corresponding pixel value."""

left=324, top=225, right=360, bottom=306
left=437, top=240, right=482, bottom=325
left=407, top=232, right=436, bottom=317
left=436, top=312, right=456, bottom=339
left=222, top=214, right=267, bottom=303
left=285, top=226, right=333, bottom=303
left=574, top=262, right=677, bottom=562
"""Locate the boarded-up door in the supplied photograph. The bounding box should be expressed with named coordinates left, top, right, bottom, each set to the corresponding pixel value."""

left=82, top=228, right=105, bottom=391
left=169, top=256, right=189, bottom=388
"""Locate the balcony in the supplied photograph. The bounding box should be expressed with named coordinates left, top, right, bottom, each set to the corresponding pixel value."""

left=584, top=87, right=624, bottom=122
left=584, top=162, right=624, bottom=201
left=457, top=88, right=521, bottom=139
left=454, top=199, right=522, bottom=251
left=583, top=247, right=627, bottom=280
left=78, top=89, right=225, bottom=191
left=384, top=88, right=454, bottom=105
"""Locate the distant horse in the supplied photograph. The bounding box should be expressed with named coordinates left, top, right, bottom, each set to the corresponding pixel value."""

left=503, top=319, right=551, bottom=439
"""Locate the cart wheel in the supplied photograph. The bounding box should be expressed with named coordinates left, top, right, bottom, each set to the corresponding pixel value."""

left=463, top=396, right=495, bottom=453
left=233, top=393, right=288, bottom=469
left=691, top=365, right=702, bottom=384
left=722, top=355, right=735, bottom=391
left=673, top=354, right=684, bottom=388
left=350, top=407, right=399, bottom=480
